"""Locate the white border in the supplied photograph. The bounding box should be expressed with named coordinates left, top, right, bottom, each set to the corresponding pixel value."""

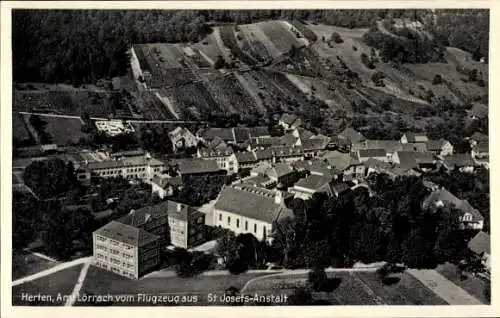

left=1, top=1, right=498, bottom=318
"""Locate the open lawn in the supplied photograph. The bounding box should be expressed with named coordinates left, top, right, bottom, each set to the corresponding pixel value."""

left=239, top=23, right=281, bottom=59
left=436, top=262, right=490, bottom=304
left=258, top=21, right=304, bottom=54
left=12, top=264, right=83, bottom=306
left=43, top=117, right=88, bottom=146
left=12, top=251, right=60, bottom=281
left=243, top=271, right=447, bottom=305
left=75, top=265, right=270, bottom=306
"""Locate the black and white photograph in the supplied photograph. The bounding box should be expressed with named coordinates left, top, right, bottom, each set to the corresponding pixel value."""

left=3, top=2, right=494, bottom=312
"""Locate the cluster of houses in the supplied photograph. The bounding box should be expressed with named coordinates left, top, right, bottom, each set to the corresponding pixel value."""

left=87, top=113, right=490, bottom=279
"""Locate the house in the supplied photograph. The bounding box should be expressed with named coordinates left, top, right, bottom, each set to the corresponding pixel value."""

left=290, top=174, right=333, bottom=200
left=110, top=149, right=145, bottom=160
left=400, top=132, right=428, bottom=144
left=271, top=146, right=304, bottom=162
left=197, top=128, right=236, bottom=143
left=425, top=139, right=453, bottom=157
left=167, top=201, right=205, bottom=249
left=468, top=231, right=490, bottom=272
left=328, top=135, right=351, bottom=152
left=170, top=158, right=224, bottom=177
left=234, top=151, right=259, bottom=171
left=294, top=127, right=315, bottom=140
left=467, top=103, right=488, bottom=120
left=402, top=143, right=428, bottom=152
left=302, top=138, right=329, bottom=158
left=233, top=127, right=270, bottom=144
left=291, top=159, right=335, bottom=178
left=240, top=175, right=275, bottom=189
left=250, top=161, right=274, bottom=177
left=471, top=141, right=488, bottom=161
left=342, top=162, right=366, bottom=182
left=265, top=163, right=296, bottom=188
left=168, top=127, right=198, bottom=152
left=255, top=149, right=275, bottom=163
left=362, top=158, right=394, bottom=178
left=278, top=113, right=302, bottom=131
left=352, top=140, right=404, bottom=158
left=212, top=185, right=294, bottom=241
left=320, top=150, right=357, bottom=171
left=468, top=132, right=488, bottom=147
left=151, top=175, right=183, bottom=199
left=95, top=120, right=135, bottom=137
left=392, top=151, right=436, bottom=171
left=338, top=127, right=366, bottom=145
left=197, top=138, right=237, bottom=174
left=82, top=153, right=165, bottom=182
left=442, top=154, right=476, bottom=172
left=356, top=148, right=389, bottom=163
left=116, top=201, right=170, bottom=247
left=422, top=188, right=484, bottom=230
left=93, top=221, right=160, bottom=279
left=331, top=182, right=351, bottom=198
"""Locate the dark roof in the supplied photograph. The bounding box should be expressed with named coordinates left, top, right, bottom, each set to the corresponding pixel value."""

left=198, top=142, right=234, bottom=157
left=167, top=200, right=201, bottom=222
left=198, top=128, right=235, bottom=142
left=358, top=148, right=387, bottom=158
left=255, top=149, right=274, bottom=160
left=233, top=128, right=251, bottom=143
left=467, top=103, right=488, bottom=119
left=469, top=132, right=488, bottom=142
left=171, top=158, right=221, bottom=175
left=94, top=221, right=159, bottom=247
left=423, top=188, right=483, bottom=222
left=235, top=151, right=258, bottom=164
left=214, top=186, right=293, bottom=223
left=117, top=201, right=169, bottom=227
left=86, top=156, right=164, bottom=170
left=266, top=163, right=294, bottom=179
left=425, top=139, right=449, bottom=151
left=474, top=140, right=489, bottom=153
left=404, top=132, right=428, bottom=143
left=363, top=158, right=392, bottom=170
left=152, top=175, right=182, bottom=188
left=253, top=136, right=288, bottom=147
left=402, top=143, right=428, bottom=152
left=298, top=128, right=315, bottom=140
left=294, top=174, right=332, bottom=191
left=331, top=182, right=350, bottom=194
left=302, top=138, right=328, bottom=151
left=280, top=113, right=298, bottom=125
left=468, top=231, right=490, bottom=255
left=110, top=149, right=145, bottom=158
left=364, top=140, right=404, bottom=153
left=443, top=154, right=476, bottom=168
left=270, top=146, right=304, bottom=158
left=339, top=127, right=366, bottom=144
left=395, top=151, right=435, bottom=169
left=282, top=133, right=300, bottom=146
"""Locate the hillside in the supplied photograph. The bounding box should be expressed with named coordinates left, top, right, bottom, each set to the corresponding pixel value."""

left=13, top=15, right=488, bottom=147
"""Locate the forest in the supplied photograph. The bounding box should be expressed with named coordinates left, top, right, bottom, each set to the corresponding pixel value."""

left=12, top=9, right=489, bottom=84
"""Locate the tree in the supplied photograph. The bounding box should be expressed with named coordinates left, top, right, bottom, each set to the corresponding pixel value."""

left=330, top=32, right=344, bottom=43
left=371, top=71, right=386, bottom=87
left=23, top=158, right=77, bottom=199
left=401, top=228, right=436, bottom=268
left=214, top=55, right=226, bottom=69
left=172, top=248, right=195, bottom=277
left=432, top=74, right=443, bottom=85
left=287, top=287, right=313, bottom=305
left=308, top=266, right=328, bottom=291
left=216, top=232, right=240, bottom=266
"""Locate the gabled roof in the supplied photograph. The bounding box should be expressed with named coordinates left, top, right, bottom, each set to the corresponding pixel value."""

left=297, top=128, right=315, bottom=140
left=425, top=139, right=449, bottom=151
left=270, top=146, right=304, bottom=157
left=404, top=132, right=428, bottom=143
left=395, top=151, right=435, bottom=169
left=250, top=161, right=273, bottom=175
left=358, top=148, right=387, bottom=158
left=339, top=127, right=366, bottom=144
left=171, top=158, right=221, bottom=175
left=117, top=201, right=169, bottom=228
left=167, top=200, right=201, bottom=222
left=197, top=128, right=235, bottom=142
left=302, top=138, right=328, bottom=152
left=280, top=113, right=298, bottom=125
left=151, top=175, right=182, bottom=189
left=94, top=221, right=159, bottom=247
left=402, top=143, right=428, bottom=152
left=214, top=186, right=293, bottom=224
left=241, top=175, right=274, bottom=188
left=469, top=132, right=488, bottom=142
left=363, top=158, right=392, bottom=170
left=473, top=140, right=489, bottom=153
left=235, top=151, right=258, bottom=164
left=467, top=103, right=488, bottom=119
left=294, top=174, right=332, bottom=191
left=443, top=154, right=476, bottom=168
left=282, top=133, right=300, bottom=146
left=423, top=188, right=484, bottom=222
left=468, top=231, right=490, bottom=255
left=320, top=151, right=357, bottom=171
left=255, top=149, right=274, bottom=160
left=266, top=163, right=294, bottom=179
left=331, top=182, right=351, bottom=195
left=363, top=140, right=404, bottom=153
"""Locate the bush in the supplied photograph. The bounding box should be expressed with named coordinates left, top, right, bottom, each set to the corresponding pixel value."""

left=361, top=52, right=376, bottom=69
left=308, top=267, right=327, bottom=291
left=372, top=71, right=385, bottom=87
left=432, top=74, right=443, bottom=85
left=352, top=45, right=358, bottom=51
left=330, top=32, right=344, bottom=44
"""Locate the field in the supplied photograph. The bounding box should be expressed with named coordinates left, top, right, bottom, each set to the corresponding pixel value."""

left=43, top=117, right=88, bottom=146
left=130, top=91, right=177, bottom=120
left=288, top=20, right=318, bottom=42
left=436, top=262, right=490, bottom=304
left=220, top=25, right=257, bottom=66
left=163, top=82, right=221, bottom=119
left=239, top=23, right=281, bottom=59
left=12, top=264, right=83, bottom=306
left=243, top=271, right=448, bottom=305
left=12, top=251, right=60, bottom=281
left=13, top=113, right=33, bottom=144
left=258, top=21, right=305, bottom=54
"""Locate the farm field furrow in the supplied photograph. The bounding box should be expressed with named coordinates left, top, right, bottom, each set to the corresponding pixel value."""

left=234, top=72, right=267, bottom=113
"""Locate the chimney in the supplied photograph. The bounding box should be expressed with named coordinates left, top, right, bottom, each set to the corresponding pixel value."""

left=129, top=209, right=135, bottom=214
left=275, top=190, right=283, bottom=204
left=177, top=203, right=182, bottom=212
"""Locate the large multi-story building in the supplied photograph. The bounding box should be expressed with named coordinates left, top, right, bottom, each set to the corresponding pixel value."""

left=93, top=221, right=161, bottom=280
left=167, top=201, right=206, bottom=249
left=79, top=153, right=165, bottom=182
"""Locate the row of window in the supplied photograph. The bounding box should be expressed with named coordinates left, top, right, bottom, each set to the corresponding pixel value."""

left=218, top=213, right=266, bottom=234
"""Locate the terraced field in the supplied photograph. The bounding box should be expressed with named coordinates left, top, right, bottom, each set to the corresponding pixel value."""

left=163, top=82, right=221, bottom=119
left=258, top=21, right=305, bottom=53
left=220, top=25, right=257, bottom=66
left=239, top=23, right=281, bottom=59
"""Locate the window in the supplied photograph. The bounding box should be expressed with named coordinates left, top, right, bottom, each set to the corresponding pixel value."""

left=219, top=213, right=222, bottom=221
left=263, top=226, right=267, bottom=235
left=254, top=224, right=257, bottom=233
left=245, top=221, right=248, bottom=231
left=463, top=213, right=472, bottom=222
left=227, top=216, right=231, bottom=225
left=236, top=219, right=240, bottom=228
left=197, top=216, right=203, bottom=224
